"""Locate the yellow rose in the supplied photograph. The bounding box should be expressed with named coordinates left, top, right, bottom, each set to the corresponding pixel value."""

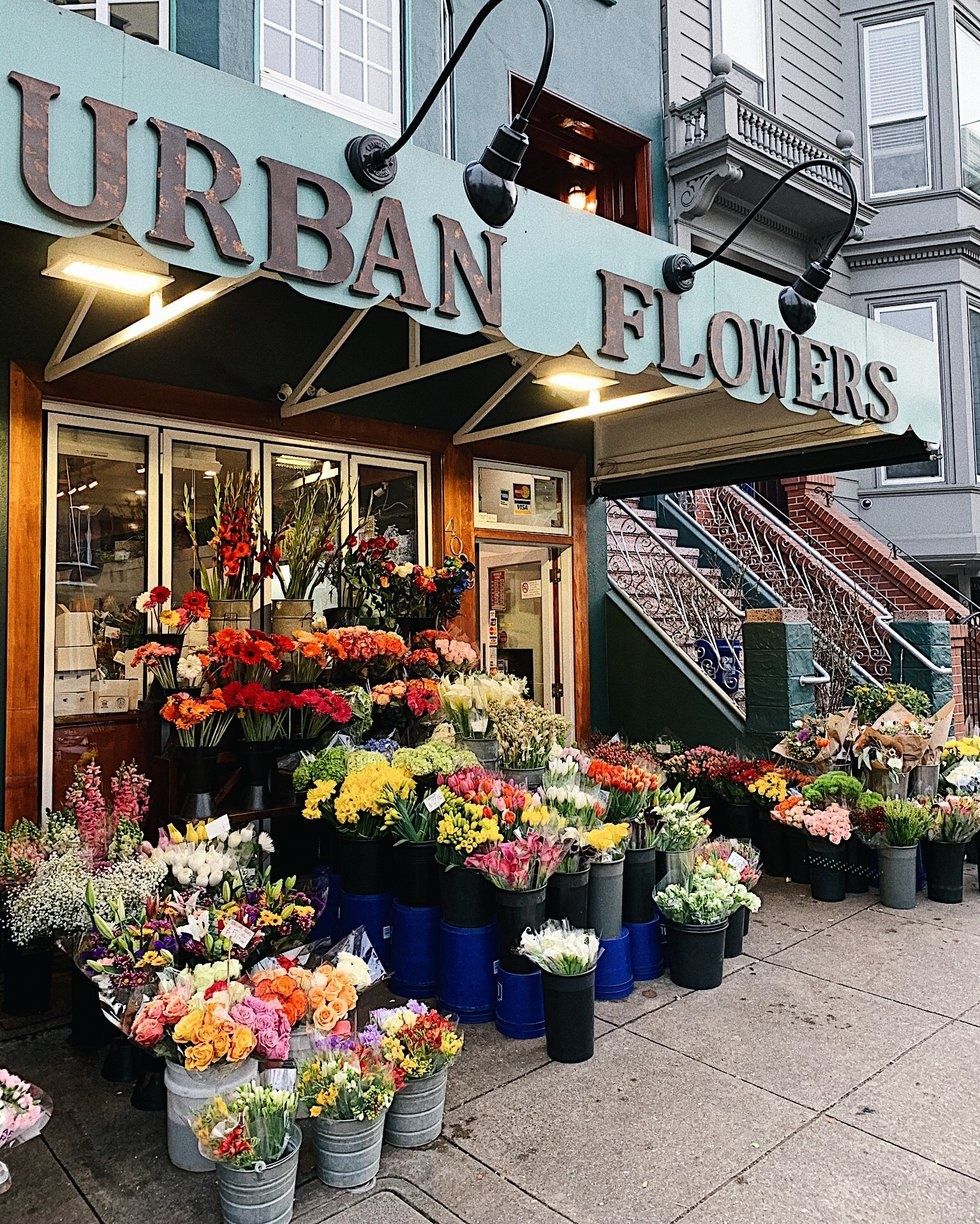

left=184, top=1043, right=214, bottom=1072
left=173, top=1010, right=203, bottom=1045
left=229, top=1026, right=256, bottom=1062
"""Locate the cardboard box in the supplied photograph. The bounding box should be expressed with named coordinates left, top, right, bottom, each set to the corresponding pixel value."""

left=55, top=608, right=94, bottom=648
left=56, top=645, right=98, bottom=671
left=94, top=693, right=128, bottom=714
left=127, top=679, right=142, bottom=710
left=55, top=669, right=92, bottom=694
left=55, top=690, right=94, bottom=716
left=94, top=679, right=131, bottom=698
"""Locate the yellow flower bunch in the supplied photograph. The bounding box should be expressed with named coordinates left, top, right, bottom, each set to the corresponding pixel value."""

left=334, top=762, right=414, bottom=833
left=943, top=736, right=980, bottom=762
left=172, top=1000, right=256, bottom=1070
left=302, top=778, right=338, bottom=822
left=584, top=822, right=630, bottom=856
left=748, top=771, right=789, bottom=804
left=165, top=820, right=210, bottom=844
left=436, top=799, right=502, bottom=859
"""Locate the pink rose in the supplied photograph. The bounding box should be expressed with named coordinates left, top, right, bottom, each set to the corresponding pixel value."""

left=132, top=1014, right=164, bottom=1048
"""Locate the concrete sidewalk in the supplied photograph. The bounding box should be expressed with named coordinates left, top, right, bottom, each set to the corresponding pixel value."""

left=6, top=873, right=980, bottom=1224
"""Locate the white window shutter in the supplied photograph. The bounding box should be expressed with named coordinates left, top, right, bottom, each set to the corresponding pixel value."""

left=866, top=22, right=924, bottom=120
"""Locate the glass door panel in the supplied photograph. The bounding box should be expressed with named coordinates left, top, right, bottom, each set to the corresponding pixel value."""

left=478, top=544, right=554, bottom=709
left=163, top=432, right=260, bottom=602
left=264, top=445, right=350, bottom=618
left=354, top=457, right=428, bottom=562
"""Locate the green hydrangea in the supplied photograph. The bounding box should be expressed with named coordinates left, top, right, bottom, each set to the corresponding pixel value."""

left=293, top=746, right=349, bottom=792
left=391, top=742, right=478, bottom=777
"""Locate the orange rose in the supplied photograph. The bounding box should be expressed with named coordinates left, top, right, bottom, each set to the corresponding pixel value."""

left=184, top=1043, right=214, bottom=1071
left=229, top=1026, right=256, bottom=1062
left=173, top=1010, right=203, bottom=1045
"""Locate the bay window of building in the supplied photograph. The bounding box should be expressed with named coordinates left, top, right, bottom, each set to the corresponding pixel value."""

left=718, top=0, right=768, bottom=106
left=49, top=0, right=168, bottom=46
left=873, top=302, right=942, bottom=482
left=43, top=406, right=431, bottom=809
left=862, top=16, right=931, bottom=197
left=955, top=22, right=980, bottom=193
left=968, top=306, right=980, bottom=478
left=261, top=0, right=401, bottom=135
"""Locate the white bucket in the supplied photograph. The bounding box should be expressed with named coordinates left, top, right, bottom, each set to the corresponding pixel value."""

left=165, top=1058, right=259, bottom=1172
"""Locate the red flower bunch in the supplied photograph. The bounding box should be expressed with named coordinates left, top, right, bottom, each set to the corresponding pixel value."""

left=295, top=688, right=353, bottom=722
left=371, top=679, right=441, bottom=721
left=586, top=758, right=659, bottom=795
left=404, top=648, right=441, bottom=677
left=223, top=681, right=293, bottom=714
left=589, top=738, right=638, bottom=767
left=181, top=589, right=211, bottom=622
left=208, top=629, right=292, bottom=678
left=665, top=745, right=735, bottom=782
left=704, top=754, right=766, bottom=804
left=323, top=627, right=406, bottom=664
left=147, top=585, right=170, bottom=607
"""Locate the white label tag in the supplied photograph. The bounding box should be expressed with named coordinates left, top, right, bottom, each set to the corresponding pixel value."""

left=382, top=925, right=392, bottom=941
left=470, top=713, right=489, bottom=733
left=222, top=918, right=255, bottom=949
left=728, top=851, right=748, bottom=874
left=205, top=815, right=231, bottom=839
left=655, top=742, right=670, bottom=755
left=423, top=790, right=445, bottom=812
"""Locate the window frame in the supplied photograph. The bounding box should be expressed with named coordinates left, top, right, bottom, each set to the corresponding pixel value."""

left=862, top=14, right=932, bottom=200
left=716, top=0, right=770, bottom=108
left=473, top=458, right=572, bottom=537
left=954, top=17, right=980, bottom=196
left=352, top=453, right=431, bottom=565
left=872, top=300, right=944, bottom=486
left=55, top=0, right=170, bottom=48
left=966, top=301, right=980, bottom=481
left=260, top=0, right=402, bottom=137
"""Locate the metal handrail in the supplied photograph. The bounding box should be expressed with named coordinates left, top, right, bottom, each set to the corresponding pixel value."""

left=611, top=500, right=746, bottom=620
left=873, top=616, right=953, bottom=676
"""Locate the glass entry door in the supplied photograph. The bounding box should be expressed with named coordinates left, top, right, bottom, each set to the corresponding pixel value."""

left=478, top=542, right=570, bottom=716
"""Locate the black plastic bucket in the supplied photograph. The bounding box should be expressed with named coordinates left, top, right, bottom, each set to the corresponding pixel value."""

left=923, top=839, right=967, bottom=904
left=495, top=887, right=547, bottom=974
left=546, top=869, right=589, bottom=928
left=440, top=867, right=495, bottom=927
left=337, top=834, right=393, bottom=896
left=623, top=847, right=658, bottom=924
left=784, top=826, right=811, bottom=885
left=662, top=915, right=728, bottom=990
left=541, top=969, right=596, bottom=1063
left=393, top=841, right=441, bottom=907
left=807, top=836, right=848, bottom=902
left=724, top=907, right=746, bottom=957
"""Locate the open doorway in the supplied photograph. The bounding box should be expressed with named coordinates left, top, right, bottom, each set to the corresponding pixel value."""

left=477, top=541, right=573, bottom=723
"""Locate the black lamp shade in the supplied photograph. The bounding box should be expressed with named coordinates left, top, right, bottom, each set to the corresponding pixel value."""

left=463, top=122, right=529, bottom=227
left=778, top=260, right=832, bottom=335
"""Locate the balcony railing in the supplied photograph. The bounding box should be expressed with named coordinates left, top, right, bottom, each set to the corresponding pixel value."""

left=666, top=55, right=873, bottom=229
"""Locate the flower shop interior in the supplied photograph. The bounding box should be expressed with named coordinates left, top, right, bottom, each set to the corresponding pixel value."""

left=1, top=10, right=979, bottom=1224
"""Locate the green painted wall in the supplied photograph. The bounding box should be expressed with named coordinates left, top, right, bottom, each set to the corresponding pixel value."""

left=605, top=591, right=745, bottom=749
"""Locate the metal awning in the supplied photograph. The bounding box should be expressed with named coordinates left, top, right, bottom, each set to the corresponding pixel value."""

left=0, top=1, right=942, bottom=484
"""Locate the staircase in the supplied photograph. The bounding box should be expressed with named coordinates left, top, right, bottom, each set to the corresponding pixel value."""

left=604, top=486, right=957, bottom=740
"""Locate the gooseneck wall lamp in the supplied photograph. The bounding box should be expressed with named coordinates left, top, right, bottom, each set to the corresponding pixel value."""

left=345, top=0, right=555, bottom=228
left=661, top=157, right=860, bottom=335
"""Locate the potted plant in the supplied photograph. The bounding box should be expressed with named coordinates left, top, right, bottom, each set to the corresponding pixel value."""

left=0, top=1068, right=52, bottom=1194
left=438, top=672, right=525, bottom=765
left=582, top=822, right=631, bottom=941
left=488, top=697, right=570, bottom=789
left=184, top=470, right=263, bottom=631
left=518, top=920, right=601, bottom=1063
left=587, top=757, right=661, bottom=924
left=370, top=1001, right=463, bottom=1148
left=434, top=769, right=505, bottom=926
left=875, top=799, right=933, bottom=909
left=160, top=690, right=236, bottom=819
left=299, top=1033, right=400, bottom=1190
left=194, top=1083, right=301, bottom=1224
left=649, top=785, right=712, bottom=885
left=465, top=831, right=566, bottom=972
left=222, top=681, right=292, bottom=810
left=695, top=839, right=761, bottom=956
left=656, top=860, right=760, bottom=990
left=264, top=478, right=353, bottom=638
left=385, top=789, right=444, bottom=908
left=801, top=803, right=852, bottom=903
left=332, top=760, right=414, bottom=895
left=923, top=795, right=980, bottom=904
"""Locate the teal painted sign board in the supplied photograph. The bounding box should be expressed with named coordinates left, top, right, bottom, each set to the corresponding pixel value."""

left=0, top=0, right=940, bottom=455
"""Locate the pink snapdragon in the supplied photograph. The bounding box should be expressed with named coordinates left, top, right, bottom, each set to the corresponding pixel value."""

left=110, top=761, right=151, bottom=825
left=802, top=802, right=852, bottom=845
left=65, top=762, right=109, bottom=860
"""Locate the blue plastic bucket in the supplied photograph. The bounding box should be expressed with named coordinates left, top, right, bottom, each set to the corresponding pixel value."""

left=338, top=890, right=393, bottom=967
left=625, top=917, right=664, bottom=981
left=595, top=929, right=634, bottom=1000
left=391, top=901, right=440, bottom=997
left=438, top=921, right=496, bottom=1022
left=495, top=966, right=545, bottom=1039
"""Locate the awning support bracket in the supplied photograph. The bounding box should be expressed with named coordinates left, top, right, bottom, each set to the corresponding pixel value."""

left=44, top=273, right=261, bottom=383
left=280, top=337, right=518, bottom=419
left=281, top=308, right=368, bottom=409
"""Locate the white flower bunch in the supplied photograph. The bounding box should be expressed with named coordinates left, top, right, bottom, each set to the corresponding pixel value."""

left=517, top=920, right=600, bottom=975
left=7, top=849, right=166, bottom=946
left=944, top=759, right=980, bottom=794
left=542, top=783, right=603, bottom=828
left=176, top=654, right=204, bottom=687
left=334, top=951, right=372, bottom=992
left=151, top=841, right=236, bottom=889
left=437, top=673, right=527, bottom=739
left=655, top=860, right=761, bottom=926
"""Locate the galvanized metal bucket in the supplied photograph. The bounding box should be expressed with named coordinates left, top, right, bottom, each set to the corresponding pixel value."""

left=384, top=1068, right=448, bottom=1148
left=312, top=1112, right=386, bottom=1191
left=462, top=735, right=500, bottom=768
left=215, top=1126, right=301, bottom=1224
left=165, top=1058, right=258, bottom=1172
